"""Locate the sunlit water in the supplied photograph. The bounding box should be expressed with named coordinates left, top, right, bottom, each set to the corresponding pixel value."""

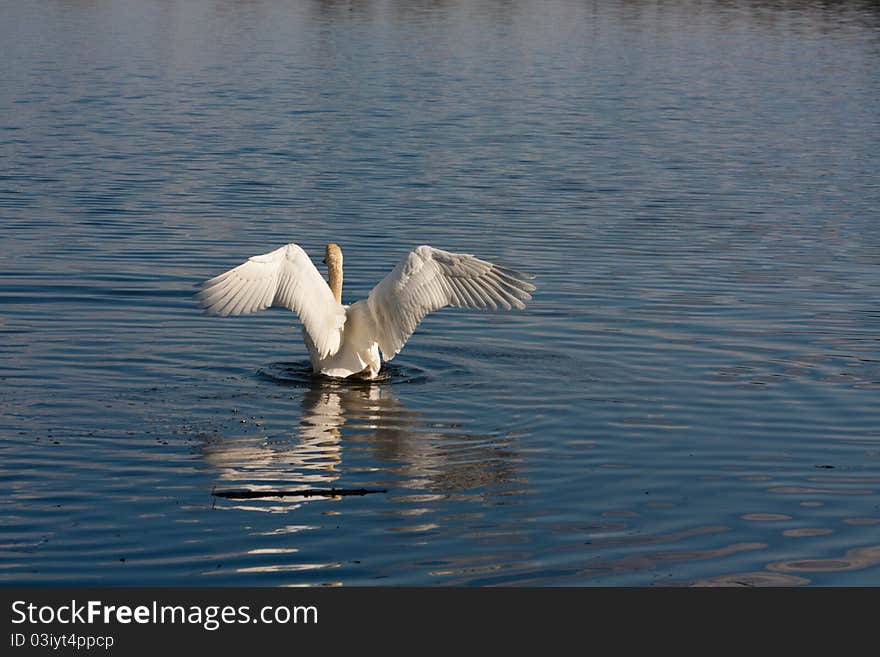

left=2, top=0, right=879, bottom=586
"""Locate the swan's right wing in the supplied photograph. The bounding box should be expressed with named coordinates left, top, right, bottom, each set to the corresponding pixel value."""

left=366, top=245, right=536, bottom=361
left=196, top=243, right=345, bottom=358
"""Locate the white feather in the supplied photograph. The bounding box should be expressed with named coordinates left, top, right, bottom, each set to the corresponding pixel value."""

left=366, top=245, right=535, bottom=361
left=197, top=243, right=345, bottom=359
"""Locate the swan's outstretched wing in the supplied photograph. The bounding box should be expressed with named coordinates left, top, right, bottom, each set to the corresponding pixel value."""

left=197, top=243, right=345, bottom=358
left=366, top=245, right=536, bottom=360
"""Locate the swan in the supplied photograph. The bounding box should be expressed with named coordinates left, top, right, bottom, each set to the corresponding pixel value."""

left=196, top=243, right=536, bottom=379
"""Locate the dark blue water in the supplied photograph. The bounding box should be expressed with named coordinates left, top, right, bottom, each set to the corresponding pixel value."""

left=2, top=0, right=879, bottom=586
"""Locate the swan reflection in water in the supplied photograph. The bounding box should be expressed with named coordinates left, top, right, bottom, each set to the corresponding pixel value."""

left=201, top=373, right=523, bottom=512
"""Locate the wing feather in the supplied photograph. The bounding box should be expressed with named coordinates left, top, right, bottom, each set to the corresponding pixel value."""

left=196, top=243, right=345, bottom=358
left=366, top=245, right=535, bottom=360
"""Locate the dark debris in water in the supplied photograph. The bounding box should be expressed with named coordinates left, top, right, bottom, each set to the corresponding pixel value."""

left=213, top=487, right=388, bottom=499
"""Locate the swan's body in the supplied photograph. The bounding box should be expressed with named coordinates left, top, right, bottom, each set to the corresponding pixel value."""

left=197, top=243, right=535, bottom=380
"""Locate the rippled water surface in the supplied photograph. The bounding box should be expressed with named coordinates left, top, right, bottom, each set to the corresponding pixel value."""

left=2, top=0, right=880, bottom=586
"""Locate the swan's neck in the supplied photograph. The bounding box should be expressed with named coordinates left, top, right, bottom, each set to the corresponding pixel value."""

left=328, top=261, right=342, bottom=304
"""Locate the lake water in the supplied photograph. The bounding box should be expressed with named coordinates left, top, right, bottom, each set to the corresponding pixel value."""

left=2, top=0, right=879, bottom=587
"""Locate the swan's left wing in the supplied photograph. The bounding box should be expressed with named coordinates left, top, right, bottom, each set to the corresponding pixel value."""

left=366, top=245, right=536, bottom=361
left=196, top=243, right=345, bottom=358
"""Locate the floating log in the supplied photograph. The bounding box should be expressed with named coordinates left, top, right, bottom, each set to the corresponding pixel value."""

left=213, top=487, right=387, bottom=499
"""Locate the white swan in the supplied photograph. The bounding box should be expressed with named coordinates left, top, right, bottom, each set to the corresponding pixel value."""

left=197, top=243, right=535, bottom=379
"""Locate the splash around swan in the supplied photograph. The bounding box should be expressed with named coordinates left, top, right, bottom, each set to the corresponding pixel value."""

left=258, top=360, right=432, bottom=387
left=197, top=243, right=536, bottom=380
